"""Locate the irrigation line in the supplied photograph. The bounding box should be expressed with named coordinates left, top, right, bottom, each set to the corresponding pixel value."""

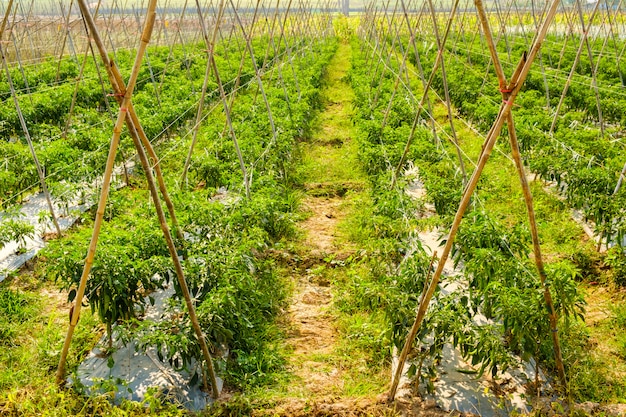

left=389, top=0, right=561, bottom=400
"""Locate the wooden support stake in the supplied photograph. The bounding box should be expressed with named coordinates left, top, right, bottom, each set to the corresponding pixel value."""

left=474, top=0, right=568, bottom=393
left=56, top=1, right=210, bottom=394
left=391, top=0, right=461, bottom=187
left=181, top=0, right=224, bottom=186
left=388, top=0, right=561, bottom=401
left=549, top=0, right=600, bottom=135
left=0, top=0, right=62, bottom=239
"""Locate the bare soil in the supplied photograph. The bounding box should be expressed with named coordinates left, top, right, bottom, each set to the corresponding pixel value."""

left=255, top=41, right=460, bottom=417
left=285, top=196, right=346, bottom=398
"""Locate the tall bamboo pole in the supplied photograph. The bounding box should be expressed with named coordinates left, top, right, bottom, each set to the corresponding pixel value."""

left=549, top=0, right=600, bottom=135
left=388, top=0, right=562, bottom=400
left=55, top=0, right=76, bottom=81
left=84, top=0, right=220, bottom=397
left=77, top=1, right=184, bottom=243
left=574, top=0, right=604, bottom=137
left=473, top=0, right=568, bottom=392
left=56, top=0, right=196, bottom=388
left=391, top=0, right=461, bottom=187
left=230, top=0, right=279, bottom=172
left=199, top=0, right=250, bottom=199
left=181, top=0, right=225, bottom=186
left=63, top=0, right=105, bottom=139
left=426, top=0, right=467, bottom=186
left=56, top=0, right=155, bottom=385
left=276, top=0, right=301, bottom=100
left=400, top=0, right=439, bottom=146
left=0, top=0, right=62, bottom=239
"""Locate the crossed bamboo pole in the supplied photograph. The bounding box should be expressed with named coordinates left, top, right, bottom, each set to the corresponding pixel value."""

left=473, top=0, right=567, bottom=391
left=388, top=0, right=562, bottom=400
left=56, top=0, right=220, bottom=398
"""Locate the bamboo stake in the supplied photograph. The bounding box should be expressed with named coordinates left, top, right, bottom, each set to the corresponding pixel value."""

left=529, top=0, right=551, bottom=108
left=276, top=0, right=301, bottom=100
left=556, top=1, right=576, bottom=71
left=180, top=0, right=225, bottom=186
left=391, top=0, right=461, bottom=187
left=254, top=0, right=292, bottom=118
left=90, top=1, right=220, bottom=397
left=8, top=23, right=33, bottom=106
left=401, top=0, right=439, bottom=145
left=388, top=0, right=561, bottom=401
left=133, top=7, right=162, bottom=110
left=55, top=0, right=76, bottom=82
left=474, top=0, right=568, bottom=392
left=200, top=0, right=250, bottom=199
left=56, top=0, right=185, bottom=387
left=77, top=1, right=184, bottom=243
left=549, top=0, right=600, bottom=135
left=574, top=0, right=604, bottom=137
left=63, top=0, right=105, bottom=139
left=0, top=1, right=62, bottom=239
left=604, top=0, right=625, bottom=86
left=230, top=0, right=279, bottom=159
left=156, top=0, right=190, bottom=97
left=369, top=0, right=397, bottom=108
left=426, top=0, right=467, bottom=186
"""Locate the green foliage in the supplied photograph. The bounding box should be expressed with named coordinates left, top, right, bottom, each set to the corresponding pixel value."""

left=43, top=217, right=172, bottom=343
left=0, top=217, right=36, bottom=252
left=0, top=288, right=36, bottom=346
left=605, top=247, right=626, bottom=287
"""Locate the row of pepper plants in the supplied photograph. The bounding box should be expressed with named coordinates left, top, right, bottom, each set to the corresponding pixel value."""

left=345, top=20, right=587, bottom=399
left=0, top=34, right=288, bottom=210
left=39, top=23, right=338, bottom=390
left=422, top=23, right=626, bottom=281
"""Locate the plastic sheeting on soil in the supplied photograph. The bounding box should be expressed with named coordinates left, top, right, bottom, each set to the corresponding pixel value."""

left=393, top=166, right=538, bottom=416
left=0, top=192, right=88, bottom=282
left=1, top=163, right=132, bottom=282
left=1, top=162, right=221, bottom=409
left=72, top=283, right=222, bottom=411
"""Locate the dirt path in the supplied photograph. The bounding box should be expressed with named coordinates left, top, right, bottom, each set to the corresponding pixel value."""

left=260, top=41, right=387, bottom=416
left=258, top=40, right=458, bottom=417
left=285, top=40, right=356, bottom=401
